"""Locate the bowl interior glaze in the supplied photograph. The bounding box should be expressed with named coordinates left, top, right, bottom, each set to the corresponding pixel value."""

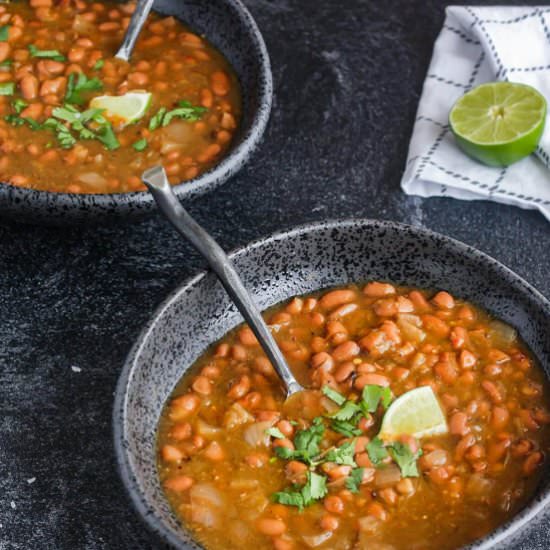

left=114, top=219, right=550, bottom=549
left=0, top=0, right=272, bottom=224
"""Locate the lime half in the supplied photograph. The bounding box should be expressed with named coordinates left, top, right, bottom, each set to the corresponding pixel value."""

left=379, top=386, right=448, bottom=440
left=90, top=91, right=152, bottom=126
left=449, top=81, right=546, bottom=167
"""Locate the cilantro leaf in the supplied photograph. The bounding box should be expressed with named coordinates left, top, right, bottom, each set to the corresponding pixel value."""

left=28, top=44, right=66, bottom=62
left=12, top=99, right=27, bottom=114
left=272, top=488, right=304, bottom=510
left=330, top=400, right=361, bottom=421
left=330, top=419, right=362, bottom=438
left=361, top=385, right=392, bottom=413
left=325, top=440, right=357, bottom=466
left=0, top=82, right=14, bottom=95
left=272, top=472, right=328, bottom=510
left=322, top=385, right=346, bottom=406
left=65, top=72, right=103, bottom=105
left=24, top=117, right=41, bottom=130
left=148, top=107, right=167, bottom=131
left=366, top=436, right=389, bottom=466
left=274, top=446, right=296, bottom=460
left=388, top=442, right=422, bottom=478
left=0, top=60, right=12, bottom=68
left=162, top=101, right=207, bottom=126
left=293, top=417, right=324, bottom=459
left=265, top=427, right=285, bottom=440
left=42, top=118, right=76, bottom=149
left=4, top=114, right=25, bottom=127
left=0, top=26, right=9, bottom=42
left=93, top=59, right=104, bottom=70
left=303, top=471, right=327, bottom=503
left=96, top=123, right=120, bottom=150
left=345, top=467, right=364, bottom=493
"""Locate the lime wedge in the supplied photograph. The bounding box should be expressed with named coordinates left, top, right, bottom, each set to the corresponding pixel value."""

left=449, top=81, right=546, bottom=167
left=90, top=91, right=152, bottom=126
left=379, top=386, right=448, bottom=440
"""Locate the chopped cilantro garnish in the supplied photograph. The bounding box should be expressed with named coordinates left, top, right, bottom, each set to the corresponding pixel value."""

left=4, top=114, right=25, bottom=126
left=330, top=400, right=361, bottom=421
left=65, top=72, right=103, bottom=105
left=93, top=59, right=104, bottom=70
left=0, top=26, right=9, bottom=42
left=0, top=59, right=12, bottom=68
left=293, top=417, right=324, bottom=461
left=148, top=101, right=206, bottom=130
left=148, top=107, right=167, bottom=131
left=273, top=471, right=327, bottom=510
left=13, top=99, right=27, bottom=114
left=388, top=442, right=422, bottom=477
left=0, top=82, right=14, bottom=95
left=28, top=44, right=66, bottom=62
left=361, top=385, right=393, bottom=413
left=366, top=436, right=389, bottom=466
left=96, top=123, right=120, bottom=150
left=265, top=427, right=285, bottom=440
left=330, top=419, right=362, bottom=437
left=162, top=101, right=207, bottom=126
left=321, top=385, right=346, bottom=406
left=325, top=440, right=357, bottom=466
left=345, top=467, right=365, bottom=493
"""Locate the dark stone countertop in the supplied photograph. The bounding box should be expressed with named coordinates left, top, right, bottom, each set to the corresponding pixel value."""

left=1, top=1, right=549, bottom=549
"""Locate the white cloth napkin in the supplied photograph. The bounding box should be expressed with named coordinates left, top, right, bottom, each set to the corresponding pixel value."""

left=402, top=6, right=550, bottom=221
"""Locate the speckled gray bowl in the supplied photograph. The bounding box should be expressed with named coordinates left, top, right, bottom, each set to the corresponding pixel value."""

left=0, top=0, right=272, bottom=225
left=114, top=219, right=550, bottom=550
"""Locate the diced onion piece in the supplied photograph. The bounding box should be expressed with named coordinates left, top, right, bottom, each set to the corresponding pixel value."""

left=373, top=464, right=401, bottom=489
left=161, top=120, right=195, bottom=153
left=188, top=483, right=224, bottom=529
left=489, top=320, right=517, bottom=346
left=195, top=418, right=221, bottom=439
left=243, top=420, right=273, bottom=447
left=77, top=172, right=107, bottom=187
left=302, top=532, right=333, bottom=548
left=189, top=483, right=224, bottom=508
left=223, top=402, right=254, bottom=429
left=358, top=516, right=382, bottom=534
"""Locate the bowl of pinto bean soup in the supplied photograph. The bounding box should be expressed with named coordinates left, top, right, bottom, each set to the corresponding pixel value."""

left=0, top=0, right=272, bottom=223
left=114, top=219, right=550, bottom=550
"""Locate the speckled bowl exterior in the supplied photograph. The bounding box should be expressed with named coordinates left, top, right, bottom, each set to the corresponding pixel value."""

left=113, top=219, right=550, bottom=550
left=0, top=0, right=272, bottom=225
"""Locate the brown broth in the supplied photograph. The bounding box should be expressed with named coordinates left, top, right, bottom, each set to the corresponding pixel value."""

left=157, top=283, right=550, bottom=550
left=0, top=0, right=241, bottom=193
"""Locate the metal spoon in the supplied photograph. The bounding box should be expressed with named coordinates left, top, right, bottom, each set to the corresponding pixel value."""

left=115, top=0, right=155, bottom=62
left=142, top=166, right=303, bottom=398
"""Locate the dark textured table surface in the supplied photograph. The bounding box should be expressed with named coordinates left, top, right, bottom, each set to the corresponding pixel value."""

left=1, top=1, right=549, bottom=549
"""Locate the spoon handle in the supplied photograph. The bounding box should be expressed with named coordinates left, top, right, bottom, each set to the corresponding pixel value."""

left=142, top=166, right=302, bottom=397
left=115, top=0, right=155, bottom=62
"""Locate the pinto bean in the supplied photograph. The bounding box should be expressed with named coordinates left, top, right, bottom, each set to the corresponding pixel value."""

left=354, top=373, right=390, bottom=389
left=0, top=42, right=10, bottom=63
left=449, top=412, right=469, bottom=436
left=256, top=518, right=286, bottom=536
left=20, top=74, right=38, bottom=100
left=320, top=289, right=356, bottom=310
left=363, top=282, right=396, bottom=297
left=331, top=340, right=360, bottom=362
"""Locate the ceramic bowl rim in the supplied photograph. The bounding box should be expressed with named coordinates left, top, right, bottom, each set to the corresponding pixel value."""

left=113, top=218, right=550, bottom=550
left=0, top=0, right=273, bottom=213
